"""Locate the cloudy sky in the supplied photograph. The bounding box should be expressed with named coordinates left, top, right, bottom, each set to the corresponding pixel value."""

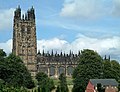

left=0, top=0, right=120, bottom=62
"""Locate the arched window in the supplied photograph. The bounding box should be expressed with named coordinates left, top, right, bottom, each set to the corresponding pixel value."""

left=67, top=66, right=74, bottom=76
left=49, top=66, right=55, bottom=76
left=58, top=66, right=65, bottom=75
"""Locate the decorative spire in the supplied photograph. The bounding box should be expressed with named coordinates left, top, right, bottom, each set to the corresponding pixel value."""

left=78, top=50, right=80, bottom=56
left=17, top=5, right=21, bottom=13
left=108, top=55, right=110, bottom=61
left=67, top=54, right=69, bottom=57
left=42, top=49, right=45, bottom=56
left=51, top=49, right=53, bottom=56
left=30, top=6, right=35, bottom=19
left=27, top=9, right=30, bottom=20
left=38, top=50, right=41, bottom=55
left=60, top=50, right=63, bottom=56
left=64, top=51, right=65, bottom=57
left=104, top=55, right=106, bottom=60
left=17, top=5, right=21, bottom=11
left=18, top=5, right=20, bottom=9
left=14, top=5, right=21, bottom=20
left=55, top=51, right=57, bottom=57
left=75, top=54, right=77, bottom=57
left=69, top=50, right=72, bottom=56
left=27, top=6, right=35, bottom=20
left=22, top=14, right=24, bottom=20
left=31, top=6, right=34, bottom=10
left=25, top=13, right=27, bottom=20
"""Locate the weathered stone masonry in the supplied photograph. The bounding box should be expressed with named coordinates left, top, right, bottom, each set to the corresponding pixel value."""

left=12, top=6, right=80, bottom=77
left=37, top=50, right=80, bottom=77
left=12, top=6, right=37, bottom=76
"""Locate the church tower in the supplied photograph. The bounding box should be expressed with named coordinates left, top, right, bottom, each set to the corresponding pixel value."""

left=12, top=6, right=37, bottom=76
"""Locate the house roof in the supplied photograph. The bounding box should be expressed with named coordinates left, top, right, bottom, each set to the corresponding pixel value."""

left=90, top=79, right=118, bottom=87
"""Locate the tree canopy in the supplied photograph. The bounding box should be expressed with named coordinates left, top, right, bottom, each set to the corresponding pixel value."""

left=72, top=49, right=120, bottom=92
left=0, top=50, right=35, bottom=89
left=36, top=72, right=55, bottom=92
left=56, top=73, right=68, bottom=92
left=0, top=49, right=6, bottom=57
left=103, top=59, right=120, bottom=81
left=72, top=49, right=103, bottom=92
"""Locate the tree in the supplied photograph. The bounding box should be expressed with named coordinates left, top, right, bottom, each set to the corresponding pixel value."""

left=103, top=59, right=114, bottom=79
left=36, top=72, right=48, bottom=90
left=36, top=72, right=55, bottom=92
left=0, top=50, right=8, bottom=85
left=72, top=49, right=103, bottom=92
left=56, top=85, right=61, bottom=92
left=103, top=60, right=120, bottom=81
left=111, top=60, right=120, bottom=81
left=0, top=49, right=6, bottom=57
left=0, top=53, right=35, bottom=89
left=56, top=73, right=68, bottom=92
left=118, top=80, right=120, bottom=91
left=48, top=78, right=55, bottom=91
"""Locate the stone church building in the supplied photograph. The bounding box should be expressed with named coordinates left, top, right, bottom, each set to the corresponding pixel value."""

left=37, top=50, right=79, bottom=77
left=12, top=6, right=110, bottom=77
left=12, top=6, right=80, bottom=77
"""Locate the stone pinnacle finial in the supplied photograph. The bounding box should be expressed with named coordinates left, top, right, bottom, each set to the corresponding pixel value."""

left=18, top=5, right=20, bottom=9
left=109, top=55, right=110, bottom=61
left=25, top=13, right=27, bottom=20
left=104, top=55, right=106, bottom=60
left=31, top=6, right=34, bottom=9
left=51, top=49, right=53, bottom=56
left=42, top=49, right=45, bottom=56
left=38, top=50, right=41, bottom=55
left=22, top=14, right=24, bottom=19
left=60, top=50, right=63, bottom=56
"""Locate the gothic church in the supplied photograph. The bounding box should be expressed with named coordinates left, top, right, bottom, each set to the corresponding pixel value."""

left=12, top=6, right=80, bottom=77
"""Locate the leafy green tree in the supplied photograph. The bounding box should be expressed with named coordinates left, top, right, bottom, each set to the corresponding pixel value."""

left=0, top=84, right=28, bottom=92
left=103, top=59, right=113, bottom=79
left=72, top=49, right=103, bottom=92
left=56, top=73, right=68, bottom=92
left=118, top=80, right=120, bottom=91
left=103, top=60, right=120, bottom=81
left=103, top=59, right=120, bottom=92
left=36, top=72, right=55, bottom=92
left=72, top=67, right=80, bottom=79
left=111, top=60, right=120, bottom=81
left=56, top=85, right=60, bottom=92
left=0, top=53, right=35, bottom=89
left=37, top=86, right=40, bottom=92
left=0, top=49, right=6, bottom=57
left=36, top=72, right=48, bottom=87
left=0, top=49, right=6, bottom=78
left=48, top=78, right=55, bottom=91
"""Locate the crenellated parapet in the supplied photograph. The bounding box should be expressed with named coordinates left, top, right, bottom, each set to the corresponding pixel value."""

left=37, top=49, right=81, bottom=58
